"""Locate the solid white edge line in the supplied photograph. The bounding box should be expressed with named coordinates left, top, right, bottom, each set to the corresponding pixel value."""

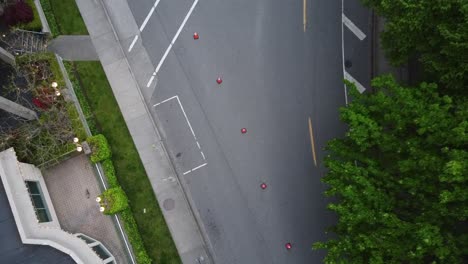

left=191, top=163, right=207, bottom=172
left=342, top=13, right=366, bottom=41
left=183, top=170, right=191, bottom=175
left=176, top=96, right=197, bottom=140
left=344, top=71, right=366, bottom=93
left=153, top=0, right=199, bottom=75
left=155, top=43, right=173, bottom=74
left=341, top=0, right=348, bottom=105
left=146, top=75, right=156, bottom=87
left=171, top=0, right=199, bottom=45
left=128, top=35, right=139, bottom=52
left=153, top=95, right=178, bottom=107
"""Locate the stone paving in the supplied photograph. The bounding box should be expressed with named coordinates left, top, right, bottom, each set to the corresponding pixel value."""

left=42, top=154, right=129, bottom=264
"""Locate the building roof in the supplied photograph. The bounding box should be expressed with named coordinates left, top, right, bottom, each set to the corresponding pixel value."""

left=0, top=180, right=75, bottom=264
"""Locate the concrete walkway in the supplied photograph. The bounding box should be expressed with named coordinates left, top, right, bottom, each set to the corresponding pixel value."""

left=48, top=36, right=98, bottom=61
left=74, top=0, right=212, bottom=263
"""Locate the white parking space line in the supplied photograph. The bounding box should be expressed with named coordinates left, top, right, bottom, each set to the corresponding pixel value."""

left=147, top=0, right=199, bottom=87
left=183, top=162, right=207, bottom=175
left=153, top=95, right=206, bottom=163
left=128, top=0, right=162, bottom=52
left=344, top=71, right=366, bottom=93
left=342, top=13, right=366, bottom=41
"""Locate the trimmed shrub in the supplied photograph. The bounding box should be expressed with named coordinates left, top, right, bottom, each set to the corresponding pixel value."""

left=99, top=187, right=128, bottom=215
left=87, top=134, right=111, bottom=163
left=102, top=159, right=119, bottom=188
left=121, top=209, right=152, bottom=264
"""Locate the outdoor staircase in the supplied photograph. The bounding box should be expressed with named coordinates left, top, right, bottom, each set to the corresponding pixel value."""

left=0, top=29, right=48, bottom=55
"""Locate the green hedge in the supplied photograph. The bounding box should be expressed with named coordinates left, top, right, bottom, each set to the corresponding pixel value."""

left=102, top=159, right=119, bottom=188
left=64, top=62, right=98, bottom=134
left=39, top=0, right=59, bottom=36
left=66, top=103, right=87, bottom=140
left=121, top=209, right=152, bottom=264
left=87, top=134, right=111, bottom=163
left=100, top=187, right=129, bottom=214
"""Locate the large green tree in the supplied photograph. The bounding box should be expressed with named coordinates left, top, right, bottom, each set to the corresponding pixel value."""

left=314, top=76, right=468, bottom=263
left=362, top=0, right=468, bottom=94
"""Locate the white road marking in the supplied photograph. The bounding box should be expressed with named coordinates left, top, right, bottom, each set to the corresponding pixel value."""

left=153, top=95, right=206, bottom=164
left=344, top=71, right=366, bottom=93
left=342, top=14, right=366, bottom=41
left=140, top=0, right=162, bottom=32
left=128, top=35, right=139, bottom=52
left=191, top=163, right=207, bottom=172
left=147, top=0, right=199, bottom=87
left=182, top=162, right=208, bottom=175
left=128, top=0, right=162, bottom=52
left=175, top=96, right=197, bottom=139
left=153, top=95, right=178, bottom=107
left=146, top=75, right=156, bottom=88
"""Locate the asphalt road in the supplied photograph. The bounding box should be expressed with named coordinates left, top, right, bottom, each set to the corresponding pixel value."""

left=126, top=0, right=370, bottom=263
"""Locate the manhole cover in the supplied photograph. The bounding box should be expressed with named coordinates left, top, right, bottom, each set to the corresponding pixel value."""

left=163, top=198, right=175, bottom=211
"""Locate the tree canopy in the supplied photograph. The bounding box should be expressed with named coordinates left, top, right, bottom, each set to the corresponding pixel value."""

left=314, top=76, right=468, bottom=263
left=362, top=0, right=468, bottom=94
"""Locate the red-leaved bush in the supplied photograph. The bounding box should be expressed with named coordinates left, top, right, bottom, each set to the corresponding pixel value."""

left=1, top=1, right=34, bottom=27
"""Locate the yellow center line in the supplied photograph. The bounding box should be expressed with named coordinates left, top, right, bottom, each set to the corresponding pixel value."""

left=308, top=117, right=317, bottom=167
left=303, top=0, right=307, bottom=32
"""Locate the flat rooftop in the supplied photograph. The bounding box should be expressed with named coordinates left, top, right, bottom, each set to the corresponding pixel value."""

left=0, top=180, right=75, bottom=264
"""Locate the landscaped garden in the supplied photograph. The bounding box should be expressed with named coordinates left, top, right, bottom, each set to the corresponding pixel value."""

left=0, top=52, right=84, bottom=166
left=30, top=0, right=181, bottom=262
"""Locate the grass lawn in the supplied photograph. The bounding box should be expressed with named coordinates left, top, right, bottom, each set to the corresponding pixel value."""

left=71, top=61, right=181, bottom=264
left=47, top=0, right=88, bottom=35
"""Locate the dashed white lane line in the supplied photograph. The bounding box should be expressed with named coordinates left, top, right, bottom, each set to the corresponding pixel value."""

left=342, top=13, right=366, bottom=41
left=140, top=0, right=162, bottom=31
left=183, top=162, right=207, bottom=175
left=128, top=0, right=162, bottom=52
left=201, top=151, right=206, bottom=160
left=147, top=0, right=200, bottom=87
left=344, top=71, right=366, bottom=93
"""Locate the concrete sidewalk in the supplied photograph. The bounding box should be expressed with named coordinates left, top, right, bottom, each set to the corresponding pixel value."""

left=73, top=0, right=212, bottom=263
left=48, top=36, right=98, bottom=61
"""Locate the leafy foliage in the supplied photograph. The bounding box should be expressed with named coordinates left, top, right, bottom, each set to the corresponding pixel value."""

left=1, top=0, right=33, bottom=27
left=102, top=159, right=119, bottom=188
left=121, top=209, right=152, bottom=264
left=361, top=0, right=468, bottom=94
left=18, top=0, right=42, bottom=31
left=100, top=187, right=129, bottom=215
left=87, top=134, right=111, bottom=163
left=39, top=0, right=59, bottom=36
left=315, top=76, right=468, bottom=263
